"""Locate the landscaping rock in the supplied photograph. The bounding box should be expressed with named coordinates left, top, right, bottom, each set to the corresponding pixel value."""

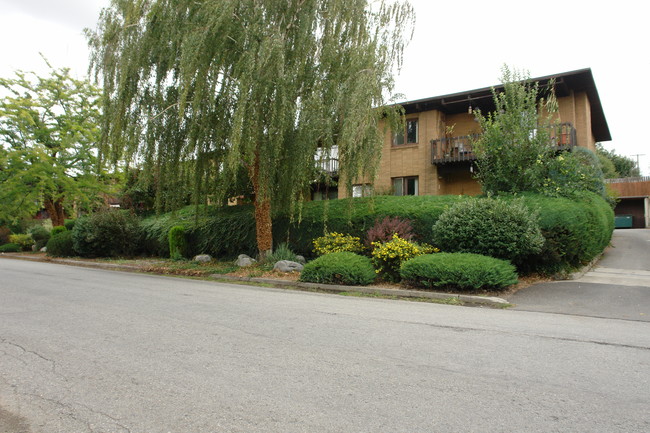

left=193, top=254, right=212, bottom=263
left=295, top=255, right=306, bottom=265
left=40, top=247, right=47, bottom=253
left=236, top=254, right=256, bottom=267
left=273, top=260, right=304, bottom=273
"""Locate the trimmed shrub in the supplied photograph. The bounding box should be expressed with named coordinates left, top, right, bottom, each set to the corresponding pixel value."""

left=401, top=253, right=518, bottom=291
left=46, top=231, right=75, bottom=257
left=9, top=234, right=34, bottom=251
left=432, top=197, right=544, bottom=267
left=371, top=234, right=438, bottom=282
left=51, top=226, right=67, bottom=236
left=300, top=252, right=376, bottom=286
left=0, top=243, right=21, bottom=253
left=72, top=210, right=143, bottom=257
left=313, top=232, right=365, bottom=256
left=365, top=216, right=414, bottom=248
left=514, top=192, right=614, bottom=274
left=168, top=225, right=188, bottom=260
left=64, top=219, right=76, bottom=231
left=29, top=226, right=51, bottom=250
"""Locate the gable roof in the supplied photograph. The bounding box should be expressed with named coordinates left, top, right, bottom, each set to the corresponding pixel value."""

left=399, top=68, right=611, bottom=142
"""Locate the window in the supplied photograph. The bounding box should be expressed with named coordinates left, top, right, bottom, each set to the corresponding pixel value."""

left=393, top=119, right=418, bottom=145
left=392, top=176, right=418, bottom=196
left=352, top=184, right=373, bottom=198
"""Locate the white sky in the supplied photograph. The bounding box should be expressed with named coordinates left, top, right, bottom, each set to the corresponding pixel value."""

left=1, top=0, right=648, bottom=174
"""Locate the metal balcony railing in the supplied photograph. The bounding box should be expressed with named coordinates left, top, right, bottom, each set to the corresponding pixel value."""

left=431, top=122, right=577, bottom=165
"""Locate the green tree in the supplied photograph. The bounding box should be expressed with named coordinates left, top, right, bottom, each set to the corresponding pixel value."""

left=595, top=143, right=640, bottom=178
left=471, top=66, right=558, bottom=195
left=0, top=64, right=104, bottom=227
left=87, top=0, right=414, bottom=257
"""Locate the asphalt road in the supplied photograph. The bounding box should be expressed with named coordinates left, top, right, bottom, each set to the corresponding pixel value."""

left=1, top=258, right=649, bottom=433
left=508, top=229, right=650, bottom=321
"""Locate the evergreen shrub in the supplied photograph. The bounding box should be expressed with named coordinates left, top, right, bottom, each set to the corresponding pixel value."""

left=300, top=252, right=376, bottom=286
left=64, top=219, right=76, bottom=231
left=0, top=243, right=21, bottom=252
left=168, top=225, right=188, bottom=259
left=51, top=226, right=67, bottom=236
left=46, top=231, right=75, bottom=257
left=9, top=234, right=34, bottom=251
left=72, top=210, right=143, bottom=257
left=401, top=253, right=518, bottom=291
left=432, top=197, right=544, bottom=267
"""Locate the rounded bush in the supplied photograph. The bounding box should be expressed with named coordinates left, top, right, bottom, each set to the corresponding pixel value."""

left=72, top=210, right=143, bottom=258
left=51, top=226, right=67, bottom=237
left=432, top=197, right=543, bottom=266
left=0, top=243, right=21, bottom=253
left=400, top=253, right=518, bottom=291
left=9, top=233, right=34, bottom=251
left=64, top=219, right=76, bottom=231
left=300, top=252, right=376, bottom=286
left=29, top=226, right=50, bottom=250
left=46, top=231, right=75, bottom=257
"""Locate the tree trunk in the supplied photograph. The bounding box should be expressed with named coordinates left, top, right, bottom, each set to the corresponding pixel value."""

left=249, top=152, right=273, bottom=259
left=44, top=197, right=66, bottom=227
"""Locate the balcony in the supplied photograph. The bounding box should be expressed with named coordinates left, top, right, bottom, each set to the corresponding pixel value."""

left=316, top=158, right=339, bottom=176
left=431, top=122, right=577, bottom=165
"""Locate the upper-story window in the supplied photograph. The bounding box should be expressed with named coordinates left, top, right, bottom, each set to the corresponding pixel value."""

left=393, top=119, right=418, bottom=146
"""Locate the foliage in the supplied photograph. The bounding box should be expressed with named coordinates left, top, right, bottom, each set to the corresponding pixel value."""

left=9, top=233, right=34, bottom=251
left=511, top=192, right=614, bottom=274
left=46, top=231, right=75, bottom=257
left=72, top=210, right=143, bottom=257
left=88, top=0, right=415, bottom=257
left=0, top=63, right=104, bottom=227
left=543, top=147, right=608, bottom=201
left=371, top=234, right=438, bottom=282
left=168, top=225, right=188, bottom=260
left=0, top=226, right=10, bottom=244
left=313, top=232, right=365, bottom=256
left=431, top=197, right=544, bottom=267
left=472, top=66, right=558, bottom=195
left=595, top=143, right=640, bottom=178
left=265, top=243, right=299, bottom=264
left=51, top=226, right=67, bottom=236
left=400, top=253, right=518, bottom=291
left=29, top=225, right=51, bottom=250
left=299, top=252, right=376, bottom=286
left=0, top=243, right=20, bottom=252
left=365, top=216, right=414, bottom=248
left=64, top=219, right=76, bottom=231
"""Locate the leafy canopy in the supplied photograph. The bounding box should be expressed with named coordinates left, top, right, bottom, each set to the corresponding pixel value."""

left=0, top=63, right=104, bottom=226
left=87, top=0, right=415, bottom=255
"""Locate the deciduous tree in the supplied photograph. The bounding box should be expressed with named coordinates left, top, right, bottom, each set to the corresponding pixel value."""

left=87, top=0, right=414, bottom=257
left=0, top=64, right=103, bottom=227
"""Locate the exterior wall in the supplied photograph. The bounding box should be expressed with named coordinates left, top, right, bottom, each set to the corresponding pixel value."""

left=558, top=91, right=596, bottom=151
left=614, top=198, right=647, bottom=228
left=606, top=180, right=650, bottom=198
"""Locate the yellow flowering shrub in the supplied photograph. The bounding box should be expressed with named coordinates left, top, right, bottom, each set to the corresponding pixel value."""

left=313, top=232, right=365, bottom=256
left=371, top=234, right=439, bottom=282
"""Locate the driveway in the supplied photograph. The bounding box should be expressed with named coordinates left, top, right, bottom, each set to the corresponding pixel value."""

left=508, top=229, right=650, bottom=321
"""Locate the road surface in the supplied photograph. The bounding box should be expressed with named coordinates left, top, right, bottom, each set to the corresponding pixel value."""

left=1, top=258, right=649, bottom=432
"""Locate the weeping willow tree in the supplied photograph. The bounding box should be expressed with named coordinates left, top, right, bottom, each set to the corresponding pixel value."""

left=87, top=0, right=414, bottom=257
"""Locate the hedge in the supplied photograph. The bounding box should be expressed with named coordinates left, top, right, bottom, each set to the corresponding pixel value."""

left=0, top=243, right=21, bottom=253
left=400, top=253, right=518, bottom=290
left=140, top=192, right=613, bottom=274
left=46, top=231, right=75, bottom=257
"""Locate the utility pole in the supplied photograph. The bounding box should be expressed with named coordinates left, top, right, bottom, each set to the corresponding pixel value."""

left=630, top=154, right=645, bottom=176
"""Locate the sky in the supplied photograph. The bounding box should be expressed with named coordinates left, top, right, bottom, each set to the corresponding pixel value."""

left=1, top=0, right=648, bottom=174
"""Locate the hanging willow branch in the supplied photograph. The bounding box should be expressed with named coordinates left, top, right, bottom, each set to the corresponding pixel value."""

left=86, top=0, right=415, bottom=256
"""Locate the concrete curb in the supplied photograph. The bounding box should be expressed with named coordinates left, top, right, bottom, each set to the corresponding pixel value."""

left=1, top=253, right=510, bottom=307
left=211, top=274, right=510, bottom=307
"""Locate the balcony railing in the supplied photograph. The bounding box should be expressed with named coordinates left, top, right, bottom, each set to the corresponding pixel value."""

left=431, top=122, right=577, bottom=165
left=317, top=158, right=339, bottom=175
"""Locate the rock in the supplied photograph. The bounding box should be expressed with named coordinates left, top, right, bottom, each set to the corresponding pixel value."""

left=40, top=247, right=47, bottom=253
left=193, top=254, right=212, bottom=263
left=295, top=255, right=306, bottom=265
left=273, top=260, right=304, bottom=273
left=236, top=255, right=257, bottom=267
